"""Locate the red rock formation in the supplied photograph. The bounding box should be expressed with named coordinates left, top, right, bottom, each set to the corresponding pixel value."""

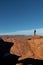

left=1, top=35, right=43, bottom=61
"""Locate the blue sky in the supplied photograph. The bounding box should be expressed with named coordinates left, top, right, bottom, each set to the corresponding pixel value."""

left=0, top=0, right=43, bottom=35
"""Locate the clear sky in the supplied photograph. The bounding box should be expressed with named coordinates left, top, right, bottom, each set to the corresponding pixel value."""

left=0, top=0, right=43, bottom=35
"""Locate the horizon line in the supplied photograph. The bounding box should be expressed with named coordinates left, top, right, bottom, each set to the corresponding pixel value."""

left=0, top=28, right=43, bottom=35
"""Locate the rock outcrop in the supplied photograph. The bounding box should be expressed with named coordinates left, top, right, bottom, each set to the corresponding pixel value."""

left=0, top=35, right=43, bottom=65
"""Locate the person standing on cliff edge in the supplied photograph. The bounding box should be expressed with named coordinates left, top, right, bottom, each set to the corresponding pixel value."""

left=34, top=30, right=36, bottom=36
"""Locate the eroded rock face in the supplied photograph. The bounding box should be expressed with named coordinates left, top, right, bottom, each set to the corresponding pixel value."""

left=1, top=35, right=43, bottom=61
left=10, top=39, right=33, bottom=57
left=28, top=38, right=43, bottom=60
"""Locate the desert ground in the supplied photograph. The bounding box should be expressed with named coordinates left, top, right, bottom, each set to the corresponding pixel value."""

left=0, top=35, right=43, bottom=65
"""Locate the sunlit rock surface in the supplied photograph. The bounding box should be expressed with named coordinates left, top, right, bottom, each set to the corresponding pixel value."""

left=1, top=35, right=43, bottom=61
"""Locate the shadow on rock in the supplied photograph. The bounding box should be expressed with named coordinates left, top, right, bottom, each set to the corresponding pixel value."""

left=19, top=58, right=43, bottom=65
left=0, top=38, right=20, bottom=65
left=0, top=38, right=43, bottom=65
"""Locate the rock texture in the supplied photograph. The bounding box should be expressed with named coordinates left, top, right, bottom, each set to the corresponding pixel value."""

left=0, top=35, right=43, bottom=65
